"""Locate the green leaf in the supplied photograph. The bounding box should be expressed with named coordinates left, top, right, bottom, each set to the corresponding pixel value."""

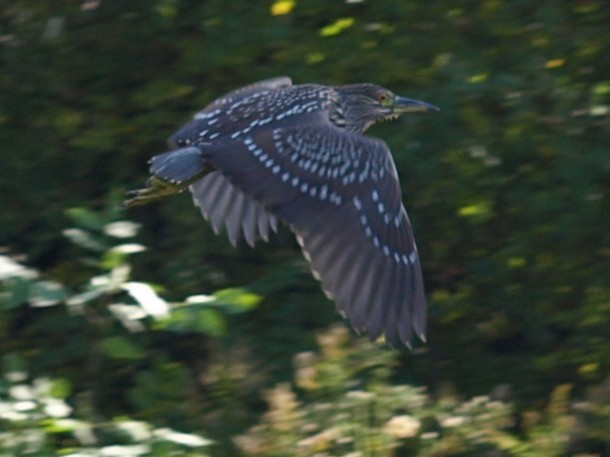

left=2, top=353, right=27, bottom=382
left=28, top=280, right=67, bottom=307
left=42, top=418, right=83, bottom=433
left=103, top=221, right=141, bottom=238
left=67, top=278, right=110, bottom=306
left=99, top=336, right=146, bottom=360
left=0, top=255, right=37, bottom=280
left=155, top=305, right=227, bottom=337
left=62, top=228, right=108, bottom=252
left=49, top=378, right=72, bottom=398
left=196, top=308, right=227, bottom=336
left=153, top=427, right=212, bottom=447
left=320, top=17, right=355, bottom=37
left=122, top=281, right=169, bottom=317
left=212, top=287, right=261, bottom=313
left=65, top=207, right=106, bottom=232
left=1, top=276, right=32, bottom=310
left=102, top=244, right=146, bottom=270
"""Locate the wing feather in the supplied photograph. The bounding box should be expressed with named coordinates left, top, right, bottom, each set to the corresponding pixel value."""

left=168, top=77, right=293, bottom=148
left=241, top=194, right=259, bottom=247
left=200, top=124, right=426, bottom=347
left=365, top=254, right=391, bottom=342
left=190, top=172, right=277, bottom=245
left=385, top=259, right=407, bottom=347
left=341, top=250, right=376, bottom=331
left=225, top=190, right=246, bottom=246
left=204, top=176, right=234, bottom=234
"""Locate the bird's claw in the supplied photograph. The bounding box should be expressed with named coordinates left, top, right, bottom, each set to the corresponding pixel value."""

left=123, top=176, right=185, bottom=208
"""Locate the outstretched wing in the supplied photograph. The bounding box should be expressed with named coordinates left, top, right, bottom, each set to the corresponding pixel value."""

left=146, top=147, right=279, bottom=247
left=200, top=124, right=426, bottom=347
left=149, top=77, right=292, bottom=245
left=189, top=172, right=278, bottom=247
left=168, top=77, right=293, bottom=148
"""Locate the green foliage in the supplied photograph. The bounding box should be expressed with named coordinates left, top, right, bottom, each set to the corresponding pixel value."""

left=157, top=288, right=261, bottom=337
left=0, top=365, right=212, bottom=456
left=1, top=0, right=610, bottom=455
left=0, top=208, right=262, bottom=454
left=236, top=327, right=610, bottom=457
left=0, top=206, right=260, bottom=343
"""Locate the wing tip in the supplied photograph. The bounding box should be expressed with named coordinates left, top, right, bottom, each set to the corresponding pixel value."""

left=354, top=319, right=427, bottom=350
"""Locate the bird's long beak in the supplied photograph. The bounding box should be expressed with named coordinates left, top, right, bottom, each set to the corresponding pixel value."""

left=394, top=96, right=440, bottom=113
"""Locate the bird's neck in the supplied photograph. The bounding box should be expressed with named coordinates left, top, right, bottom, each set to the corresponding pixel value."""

left=328, top=91, right=368, bottom=134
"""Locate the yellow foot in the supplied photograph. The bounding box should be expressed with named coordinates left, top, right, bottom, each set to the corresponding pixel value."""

left=123, top=176, right=185, bottom=207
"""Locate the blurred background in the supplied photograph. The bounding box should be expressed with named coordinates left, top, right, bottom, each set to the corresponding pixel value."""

left=1, top=1, right=609, bottom=456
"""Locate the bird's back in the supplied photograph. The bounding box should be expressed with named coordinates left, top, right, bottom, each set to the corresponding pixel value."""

left=169, top=80, right=337, bottom=149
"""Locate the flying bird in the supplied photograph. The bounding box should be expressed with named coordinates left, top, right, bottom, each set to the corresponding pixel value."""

left=125, top=77, right=438, bottom=347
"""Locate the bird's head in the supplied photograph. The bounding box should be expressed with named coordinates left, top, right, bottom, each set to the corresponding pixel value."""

left=335, top=83, right=439, bottom=133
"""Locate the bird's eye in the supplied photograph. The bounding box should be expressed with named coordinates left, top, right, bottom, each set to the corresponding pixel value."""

left=377, top=91, right=391, bottom=105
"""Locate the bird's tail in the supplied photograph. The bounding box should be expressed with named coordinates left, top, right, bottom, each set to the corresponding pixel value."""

left=123, top=146, right=212, bottom=207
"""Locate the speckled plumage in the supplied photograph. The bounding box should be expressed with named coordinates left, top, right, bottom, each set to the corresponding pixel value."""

left=126, top=76, right=439, bottom=348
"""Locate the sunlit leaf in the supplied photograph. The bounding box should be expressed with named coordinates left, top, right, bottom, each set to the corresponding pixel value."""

left=590, top=105, right=608, bottom=116
left=320, top=18, right=355, bottom=37
left=63, top=228, right=108, bottom=253
left=44, top=398, right=72, bottom=418
left=507, top=257, right=526, bottom=268
left=592, top=82, right=610, bottom=95
left=185, top=294, right=215, bottom=304
left=212, top=287, right=262, bottom=313
left=545, top=58, right=565, bottom=69
left=42, top=418, right=83, bottom=433
left=153, top=427, right=212, bottom=447
left=108, top=265, right=132, bottom=290
left=66, top=283, right=107, bottom=306
left=113, top=419, right=152, bottom=441
left=155, top=304, right=227, bottom=337
left=109, top=303, right=148, bottom=331
left=468, top=73, right=489, bottom=83
left=122, top=282, right=169, bottom=317
left=102, top=244, right=146, bottom=269
left=49, top=378, right=72, bottom=399
left=271, top=0, right=295, bottom=16
left=0, top=255, right=37, bottom=280
left=457, top=201, right=491, bottom=218
left=104, top=221, right=141, bottom=238
left=114, top=244, right=147, bottom=254
left=98, top=444, right=150, bottom=456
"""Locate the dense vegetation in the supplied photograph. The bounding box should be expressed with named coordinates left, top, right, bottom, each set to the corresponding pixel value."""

left=1, top=1, right=609, bottom=455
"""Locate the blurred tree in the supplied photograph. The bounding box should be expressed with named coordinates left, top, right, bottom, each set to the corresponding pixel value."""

left=1, top=0, right=609, bottom=455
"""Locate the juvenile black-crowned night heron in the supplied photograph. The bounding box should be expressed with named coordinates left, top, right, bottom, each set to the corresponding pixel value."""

left=125, top=76, right=439, bottom=348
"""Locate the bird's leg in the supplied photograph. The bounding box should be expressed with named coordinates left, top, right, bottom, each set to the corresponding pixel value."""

left=123, top=176, right=184, bottom=207
left=123, top=163, right=214, bottom=208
